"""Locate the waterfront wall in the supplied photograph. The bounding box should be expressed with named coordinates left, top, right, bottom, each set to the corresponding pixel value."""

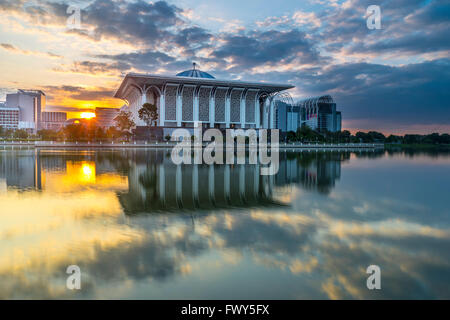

left=0, top=141, right=385, bottom=149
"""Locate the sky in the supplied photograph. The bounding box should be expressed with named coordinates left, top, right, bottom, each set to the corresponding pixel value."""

left=0, top=0, right=449, bottom=134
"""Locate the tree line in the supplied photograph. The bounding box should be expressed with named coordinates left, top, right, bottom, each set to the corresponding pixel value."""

left=285, top=125, right=450, bottom=145
left=0, top=103, right=157, bottom=142
left=1, top=103, right=448, bottom=145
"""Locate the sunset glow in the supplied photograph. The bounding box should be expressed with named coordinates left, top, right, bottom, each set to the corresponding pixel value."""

left=0, top=0, right=447, bottom=134
left=1, top=0, right=449, bottom=305
left=80, top=112, right=96, bottom=119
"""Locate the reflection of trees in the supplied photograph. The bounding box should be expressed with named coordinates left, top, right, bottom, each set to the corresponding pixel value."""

left=350, top=150, right=385, bottom=159
left=386, top=148, right=450, bottom=158
left=138, top=164, right=158, bottom=197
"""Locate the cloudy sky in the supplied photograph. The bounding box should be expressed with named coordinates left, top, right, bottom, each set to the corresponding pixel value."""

left=0, top=0, right=449, bottom=134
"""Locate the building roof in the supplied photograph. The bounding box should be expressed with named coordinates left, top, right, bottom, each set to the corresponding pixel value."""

left=176, top=63, right=215, bottom=79
left=41, top=111, right=67, bottom=114
left=0, top=106, right=19, bottom=111
left=17, top=89, right=46, bottom=96
left=298, top=95, right=334, bottom=107
left=114, top=72, right=294, bottom=100
left=95, top=107, right=120, bottom=112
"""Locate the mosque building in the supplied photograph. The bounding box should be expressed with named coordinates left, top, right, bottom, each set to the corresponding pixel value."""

left=114, top=63, right=294, bottom=136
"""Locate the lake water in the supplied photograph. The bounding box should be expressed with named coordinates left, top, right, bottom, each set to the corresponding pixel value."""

left=0, top=147, right=449, bottom=299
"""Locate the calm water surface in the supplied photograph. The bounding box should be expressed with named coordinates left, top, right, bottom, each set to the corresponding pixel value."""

left=0, top=147, right=449, bottom=299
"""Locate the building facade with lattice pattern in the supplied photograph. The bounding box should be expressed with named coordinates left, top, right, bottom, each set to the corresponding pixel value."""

left=114, top=66, right=294, bottom=135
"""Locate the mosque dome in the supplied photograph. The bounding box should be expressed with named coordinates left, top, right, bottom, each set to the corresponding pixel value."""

left=176, top=63, right=215, bottom=79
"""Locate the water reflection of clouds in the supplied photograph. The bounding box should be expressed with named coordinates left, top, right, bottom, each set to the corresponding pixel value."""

left=1, top=192, right=449, bottom=299
left=276, top=183, right=450, bottom=299
left=0, top=149, right=449, bottom=299
left=0, top=192, right=145, bottom=298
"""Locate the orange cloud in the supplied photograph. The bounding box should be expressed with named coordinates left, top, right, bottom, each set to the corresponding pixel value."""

left=41, top=85, right=124, bottom=118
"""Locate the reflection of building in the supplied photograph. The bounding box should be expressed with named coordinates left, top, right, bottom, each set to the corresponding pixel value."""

left=119, top=151, right=348, bottom=213
left=95, top=107, right=120, bottom=128
left=300, top=159, right=341, bottom=194
left=276, top=153, right=344, bottom=194
left=114, top=64, right=294, bottom=135
left=41, top=111, right=67, bottom=130
left=120, top=160, right=278, bottom=213
left=0, top=149, right=41, bottom=189
left=0, top=149, right=353, bottom=209
left=0, top=149, right=130, bottom=192
left=6, top=90, right=46, bottom=132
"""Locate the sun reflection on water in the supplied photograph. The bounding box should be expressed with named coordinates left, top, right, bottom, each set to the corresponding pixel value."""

left=0, top=149, right=449, bottom=299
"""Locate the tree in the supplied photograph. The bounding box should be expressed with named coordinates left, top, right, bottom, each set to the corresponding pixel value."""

left=440, top=134, right=450, bottom=144
left=367, top=131, right=386, bottom=142
left=286, top=131, right=296, bottom=142
left=13, top=129, right=29, bottom=140
left=95, top=127, right=107, bottom=141
left=355, top=131, right=373, bottom=143
left=404, top=134, right=421, bottom=144
left=138, top=103, right=158, bottom=127
left=422, top=133, right=440, bottom=144
left=2, top=128, right=13, bottom=139
left=340, top=130, right=351, bottom=143
left=106, top=127, right=122, bottom=140
left=62, top=124, right=86, bottom=141
left=114, top=111, right=135, bottom=140
left=38, top=129, right=58, bottom=141
left=386, top=134, right=402, bottom=144
left=296, top=125, right=323, bottom=142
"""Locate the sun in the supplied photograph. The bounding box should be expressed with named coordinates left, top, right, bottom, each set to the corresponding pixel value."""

left=80, top=112, right=96, bottom=119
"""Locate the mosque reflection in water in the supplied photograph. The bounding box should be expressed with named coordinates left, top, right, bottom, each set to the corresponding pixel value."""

left=0, top=148, right=351, bottom=212
left=119, top=150, right=349, bottom=213
left=1, top=147, right=449, bottom=299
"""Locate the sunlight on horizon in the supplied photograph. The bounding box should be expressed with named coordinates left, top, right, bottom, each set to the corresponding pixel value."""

left=80, top=112, right=96, bottom=119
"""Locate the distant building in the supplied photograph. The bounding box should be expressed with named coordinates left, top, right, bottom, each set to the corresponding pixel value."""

left=0, top=106, right=19, bottom=130
left=6, top=89, right=46, bottom=132
left=275, top=95, right=342, bottom=133
left=41, top=112, right=67, bottom=130
left=95, top=107, right=119, bottom=128
left=275, top=102, right=301, bottom=133
left=64, top=118, right=84, bottom=126
left=335, top=111, right=342, bottom=132
left=298, top=95, right=341, bottom=132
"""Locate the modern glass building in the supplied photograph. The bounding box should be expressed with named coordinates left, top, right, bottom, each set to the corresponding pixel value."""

left=298, top=95, right=342, bottom=132
left=275, top=95, right=342, bottom=133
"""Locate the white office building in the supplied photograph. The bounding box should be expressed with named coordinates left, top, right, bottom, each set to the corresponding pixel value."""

left=6, top=89, right=46, bottom=132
